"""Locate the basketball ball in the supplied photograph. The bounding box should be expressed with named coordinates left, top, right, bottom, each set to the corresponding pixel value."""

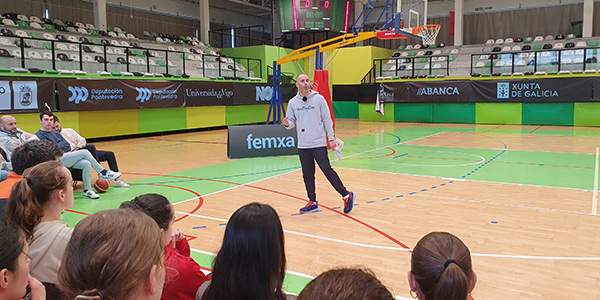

left=94, top=178, right=110, bottom=193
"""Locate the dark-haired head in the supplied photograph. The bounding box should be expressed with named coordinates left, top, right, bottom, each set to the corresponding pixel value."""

left=298, top=267, right=394, bottom=300
left=409, top=232, right=476, bottom=300
left=11, top=140, right=63, bottom=175
left=202, top=202, right=286, bottom=300
left=58, top=209, right=164, bottom=300
left=39, top=111, right=53, bottom=121
left=0, top=219, right=29, bottom=299
left=120, top=194, right=174, bottom=247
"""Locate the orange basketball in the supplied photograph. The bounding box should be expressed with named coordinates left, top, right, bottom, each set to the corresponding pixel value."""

left=94, top=178, right=110, bottom=193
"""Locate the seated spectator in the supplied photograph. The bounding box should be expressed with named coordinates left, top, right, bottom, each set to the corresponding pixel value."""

left=53, top=115, right=129, bottom=187
left=297, top=268, right=393, bottom=300
left=0, top=115, right=39, bottom=155
left=58, top=209, right=165, bottom=300
left=120, top=194, right=210, bottom=300
left=0, top=140, right=63, bottom=216
left=0, top=219, right=46, bottom=300
left=200, top=202, right=290, bottom=300
left=35, top=111, right=121, bottom=199
left=409, top=232, right=476, bottom=300
left=5, top=160, right=74, bottom=286
left=0, top=143, right=11, bottom=181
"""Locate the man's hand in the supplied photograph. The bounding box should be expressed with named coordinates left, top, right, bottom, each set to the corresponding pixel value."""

left=328, top=139, right=337, bottom=150
left=282, top=116, right=289, bottom=127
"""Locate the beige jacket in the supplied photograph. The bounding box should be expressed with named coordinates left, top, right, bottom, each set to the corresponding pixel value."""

left=29, top=220, right=73, bottom=284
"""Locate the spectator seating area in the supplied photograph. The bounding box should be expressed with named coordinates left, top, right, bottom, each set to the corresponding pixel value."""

left=375, top=34, right=600, bottom=80
left=0, top=12, right=261, bottom=80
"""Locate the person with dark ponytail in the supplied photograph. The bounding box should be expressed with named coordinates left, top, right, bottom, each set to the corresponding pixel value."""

left=58, top=209, right=165, bottom=300
left=201, top=202, right=291, bottom=300
left=5, top=160, right=74, bottom=286
left=119, top=194, right=211, bottom=300
left=0, top=219, right=46, bottom=300
left=408, top=232, right=477, bottom=300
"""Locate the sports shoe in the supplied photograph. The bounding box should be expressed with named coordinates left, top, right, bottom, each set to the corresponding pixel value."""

left=83, top=189, right=100, bottom=199
left=343, top=191, right=355, bottom=214
left=300, top=201, right=319, bottom=213
left=112, top=179, right=130, bottom=187
left=101, top=170, right=121, bottom=180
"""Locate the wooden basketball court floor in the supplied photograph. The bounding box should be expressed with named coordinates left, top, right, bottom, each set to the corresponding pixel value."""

left=61, top=119, right=600, bottom=300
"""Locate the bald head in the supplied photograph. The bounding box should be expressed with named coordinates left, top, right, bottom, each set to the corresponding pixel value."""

left=296, top=74, right=311, bottom=96
left=0, top=115, right=18, bottom=133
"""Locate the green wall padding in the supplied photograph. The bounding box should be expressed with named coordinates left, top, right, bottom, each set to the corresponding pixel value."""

left=394, top=103, right=433, bottom=122
left=139, top=107, right=187, bottom=134
left=226, top=105, right=266, bottom=125
left=476, top=103, right=522, bottom=124
left=359, top=103, right=395, bottom=121
left=522, top=103, right=574, bottom=126
left=333, top=101, right=359, bottom=118
left=433, top=103, right=476, bottom=123
left=574, top=102, right=600, bottom=126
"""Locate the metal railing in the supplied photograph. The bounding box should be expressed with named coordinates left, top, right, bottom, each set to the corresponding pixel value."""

left=267, top=65, right=296, bottom=84
left=470, top=47, right=600, bottom=75
left=361, top=65, right=377, bottom=84
left=209, top=25, right=270, bottom=48
left=372, top=55, right=451, bottom=78
left=0, top=35, right=262, bottom=79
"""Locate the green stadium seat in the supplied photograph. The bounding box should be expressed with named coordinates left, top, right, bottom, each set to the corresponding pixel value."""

left=156, top=60, right=166, bottom=67
left=173, top=74, right=182, bottom=78
left=29, top=32, right=43, bottom=39
left=90, top=38, right=102, bottom=45
left=397, top=46, right=405, bottom=51
left=524, top=37, right=533, bottom=43
left=532, top=45, right=542, bottom=50
left=110, top=71, right=122, bottom=76
left=408, top=52, right=417, bottom=57
left=43, top=43, right=53, bottom=50
left=88, top=29, right=100, bottom=36
left=16, top=20, right=32, bottom=29
left=419, top=58, right=428, bottom=63
left=588, top=41, right=599, bottom=47
left=0, top=67, right=11, bottom=73
left=42, top=24, right=57, bottom=31
left=45, top=69, right=59, bottom=74
left=133, top=50, right=144, bottom=57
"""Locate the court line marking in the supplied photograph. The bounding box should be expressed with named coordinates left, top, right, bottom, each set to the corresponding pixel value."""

left=181, top=211, right=600, bottom=260
left=593, top=147, right=599, bottom=215
left=389, top=150, right=486, bottom=167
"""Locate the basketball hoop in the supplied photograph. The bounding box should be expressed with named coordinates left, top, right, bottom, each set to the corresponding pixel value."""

left=413, top=24, right=441, bottom=46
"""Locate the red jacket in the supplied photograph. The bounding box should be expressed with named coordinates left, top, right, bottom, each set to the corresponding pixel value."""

left=161, top=238, right=211, bottom=300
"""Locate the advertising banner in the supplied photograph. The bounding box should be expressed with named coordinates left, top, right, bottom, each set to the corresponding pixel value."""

left=471, top=78, right=594, bottom=102
left=380, top=80, right=474, bottom=103
left=0, top=78, right=54, bottom=113
left=228, top=124, right=297, bottom=158
left=333, top=84, right=379, bottom=103
left=57, top=79, right=184, bottom=111
left=183, top=81, right=235, bottom=106
left=234, top=83, right=296, bottom=105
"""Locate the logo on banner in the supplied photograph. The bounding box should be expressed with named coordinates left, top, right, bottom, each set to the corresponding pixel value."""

left=246, top=134, right=295, bottom=150
left=186, top=88, right=233, bottom=99
left=136, top=87, right=152, bottom=102
left=68, top=86, right=89, bottom=104
left=416, top=86, right=460, bottom=96
left=12, top=81, right=38, bottom=110
left=497, top=82, right=509, bottom=99
left=0, top=81, right=11, bottom=110
left=378, top=85, right=394, bottom=101
left=18, top=85, right=33, bottom=107
left=256, top=86, right=273, bottom=102
left=497, top=82, right=559, bottom=99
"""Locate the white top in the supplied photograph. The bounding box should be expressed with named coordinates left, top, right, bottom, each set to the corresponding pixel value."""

left=29, top=220, right=73, bottom=284
left=60, top=128, right=87, bottom=151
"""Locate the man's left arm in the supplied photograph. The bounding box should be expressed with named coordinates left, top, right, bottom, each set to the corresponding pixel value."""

left=320, top=97, right=335, bottom=146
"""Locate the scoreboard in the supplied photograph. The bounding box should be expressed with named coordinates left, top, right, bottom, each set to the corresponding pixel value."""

left=279, top=0, right=353, bottom=32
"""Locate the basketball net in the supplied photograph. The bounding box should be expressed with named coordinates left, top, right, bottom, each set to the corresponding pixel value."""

left=413, top=24, right=441, bottom=46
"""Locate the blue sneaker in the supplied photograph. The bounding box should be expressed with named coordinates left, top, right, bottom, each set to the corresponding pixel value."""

left=343, top=192, right=355, bottom=214
left=300, top=201, right=318, bottom=213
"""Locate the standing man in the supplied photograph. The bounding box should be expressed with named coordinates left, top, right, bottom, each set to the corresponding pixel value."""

left=283, top=73, right=355, bottom=214
left=53, top=115, right=129, bottom=187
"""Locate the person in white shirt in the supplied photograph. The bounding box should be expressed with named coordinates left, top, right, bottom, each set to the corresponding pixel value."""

left=53, top=116, right=129, bottom=188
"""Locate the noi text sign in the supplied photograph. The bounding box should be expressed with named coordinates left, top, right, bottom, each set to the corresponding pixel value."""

left=228, top=124, right=297, bottom=159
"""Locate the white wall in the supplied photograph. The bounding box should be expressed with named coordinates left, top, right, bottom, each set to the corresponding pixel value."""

left=428, top=0, right=588, bottom=17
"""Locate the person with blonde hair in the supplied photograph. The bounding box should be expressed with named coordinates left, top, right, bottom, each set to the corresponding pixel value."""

left=297, top=267, right=394, bottom=300
left=408, top=232, right=477, bottom=300
left=5, top=160, right=74, bottom=286
left=58, top=209, right=165, bottom=300
left=0, top=219, right=46, bottom=300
